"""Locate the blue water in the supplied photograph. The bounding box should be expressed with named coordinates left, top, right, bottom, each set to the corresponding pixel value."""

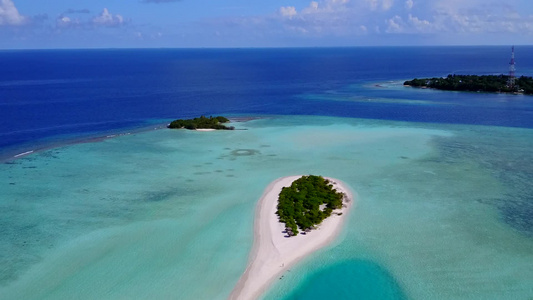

left=273, top=260, right=406, bottom=300
left=1, top=47, right=533, bottom=299
left=2, top=47, right=533, bottom=158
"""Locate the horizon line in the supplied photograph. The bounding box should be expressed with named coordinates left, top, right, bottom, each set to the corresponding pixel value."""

left=0, top=44, right=528, bottom=51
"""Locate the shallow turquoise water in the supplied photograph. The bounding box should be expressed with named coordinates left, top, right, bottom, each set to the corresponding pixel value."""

left=270, top=260, right=406, bottom=300
left=1, top=115, right=532, bottom=299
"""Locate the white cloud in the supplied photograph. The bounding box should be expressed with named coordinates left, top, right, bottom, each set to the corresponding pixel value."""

left=207, top=0, right=533, bottom=45
left=279, top=6, right=297, bottom=18
left=377, top=0, right=533, bottom=36
left=427, top=0, right=533, bottom=35
left=366, top=0, right=378, bottom=10
left=386, top=15, right=403, bottom=33
left=365, top=0, right=394, bottom=11
left=405, top=0, right=413, bottom=10
left=0, top=0, right=27, bottom=26
left=56, top=15, right=81, bottom=29
left=276, top=0, right=356, bottom=35
left=92, top=8, right=124, bottom=27
left=382, top=0, right=394, bottom=11
left=302, top=0, right=348, bottom=13
left=408, top=14, right=434, bottom=32
left=53, top=8, right=128, bottom=30
left=57, top=16, right=71, bottom=26
left=55, top=9, right=88, bottom=29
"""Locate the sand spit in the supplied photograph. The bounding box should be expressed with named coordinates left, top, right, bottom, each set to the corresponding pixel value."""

left=229, top=175, right=354, bottom=300
left=195, top=128, right=217, bottom=132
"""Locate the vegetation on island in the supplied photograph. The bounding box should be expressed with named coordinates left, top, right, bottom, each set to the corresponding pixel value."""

left=276, top=175, right=345, bottom=236
left=168, top=115, right=234, bottom=130
left=404, top=74, right=533, bottom=95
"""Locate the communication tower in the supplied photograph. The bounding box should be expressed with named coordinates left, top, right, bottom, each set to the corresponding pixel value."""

left=508, top=46, right=516, bottom=89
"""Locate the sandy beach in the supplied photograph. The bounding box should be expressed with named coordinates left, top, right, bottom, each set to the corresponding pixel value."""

left=229, top=175, right=354, bottom=300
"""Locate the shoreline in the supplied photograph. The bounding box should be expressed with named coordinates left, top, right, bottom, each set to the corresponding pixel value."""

left=229, top=175, right=354, bottom=300
left=404, top=84, right=527, bottom=95
left=0, top=116, right=259, bottom=163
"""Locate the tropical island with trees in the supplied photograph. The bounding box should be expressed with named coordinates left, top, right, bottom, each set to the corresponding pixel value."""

left=276, top=175, right=345, bottom=236
left=230, top=175, right=352, bottom=299
left=167, top=115, right=234, bottom=130
left=404, top=74, right=533, bottom=95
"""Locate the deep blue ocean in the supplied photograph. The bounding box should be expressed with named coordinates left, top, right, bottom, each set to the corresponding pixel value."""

left=1, top=46, right=533, bottom=159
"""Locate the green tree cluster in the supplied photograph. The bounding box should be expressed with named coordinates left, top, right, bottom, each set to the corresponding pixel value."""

left=404, top=74, right=533, bottom=94
left=276, top=175, right=344, bottom=236
left=168, top=116, right=234, bottom=130
left=517, top=76, right=533, bottom=94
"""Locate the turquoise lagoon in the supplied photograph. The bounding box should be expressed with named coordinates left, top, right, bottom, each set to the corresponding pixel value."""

left=1, top=115, right=532, bottom=299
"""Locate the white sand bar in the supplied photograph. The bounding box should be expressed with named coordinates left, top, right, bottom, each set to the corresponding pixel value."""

left=229, top=176, right=355, bottom=300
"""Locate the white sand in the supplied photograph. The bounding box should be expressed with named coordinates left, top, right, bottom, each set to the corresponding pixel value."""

left=195, top=128, right=217, bottom=132
left=229, top=176, right=354, bottom=300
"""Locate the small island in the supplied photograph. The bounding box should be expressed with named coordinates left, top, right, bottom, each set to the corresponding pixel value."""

left=230, top=175, right=353, bottom=300
left=167, top=115, right=234, bottom=130
left=404, top=74, right=533, bottom=94
left=276, top=175, right=345, bottom=236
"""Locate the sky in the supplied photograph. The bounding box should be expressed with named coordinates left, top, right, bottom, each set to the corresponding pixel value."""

left=0, top=0, right=532, bottom=49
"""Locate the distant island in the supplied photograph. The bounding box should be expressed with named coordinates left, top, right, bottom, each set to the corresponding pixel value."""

left=167, top=116, right=234, bottom=130
left=276, top=175, right=345, bottom=236
left=404, top=74, right=533, bottom=95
